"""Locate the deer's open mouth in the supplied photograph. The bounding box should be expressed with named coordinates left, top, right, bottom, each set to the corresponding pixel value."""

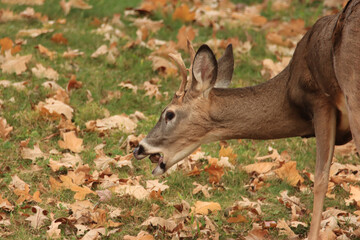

left=149, top=153, right=163, bottom=163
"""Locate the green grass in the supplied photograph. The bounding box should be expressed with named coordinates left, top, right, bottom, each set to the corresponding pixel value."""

left=0, top=0, right=350, bottom=239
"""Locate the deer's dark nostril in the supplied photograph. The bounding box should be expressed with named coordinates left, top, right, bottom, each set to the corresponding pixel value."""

left=137, top=145, right=145, bottom=155
left=160, top=162, right=166, bottom=169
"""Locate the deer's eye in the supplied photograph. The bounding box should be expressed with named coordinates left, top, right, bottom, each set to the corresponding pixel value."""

left=165, top=111, right=175, bottom=122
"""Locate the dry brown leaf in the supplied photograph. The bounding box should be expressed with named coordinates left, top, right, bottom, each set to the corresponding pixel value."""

left=0, top=51, right=32, bottom=75
left=227, top=214, right=247, bottom=223
left=0, top=194, right=14, bottom=211
left=32, top=63, right=59, bottom=81
left=172, top=4, right=195, bottom=22
left=26, top=206, right=49, bottom=229
left=275, top=161, right=304, bottom=186
left=141, top=216, right=177, bottom=232
left=47, top=220, right=61, bottom=239
left=86, top=115, right=137, bottom=134
left=0, top=117, right=13, bottom=140
left=204, top=163, right=224, bottom=184
left=111, top=184, right=149, bottom=200
left=21, top=143, right=47, bottom=162
left=63, top=48, right=84, bottom=58
left=245, top=223, right=269, bottom=240
left=48, top=153, right=82, bottom=172
left=51, top=33, right=68, bottom=45
left=143, top=81, right=162, bottom=100
left=146, top=180, right=169, bottom=192
left=60, top=0, right=92, bottom=15
left=346, top=185, right=360, bottom=207
left=58, top=131, right=83, bottom=153
left=148, top=55, right=177, bottom=76
left=219, top=145, right=237, bottom=164
left=36, top=44, right=55, bottom=59
left=2, top=0, right=44, bottom=5
left=261, top=57, right=291, bottom=79
left=118, top=81, right=138, bottom=94
left=17, top=28, right=53, bottom=38
left=176, top=25, right=197, bottom=50
left=133, top=17, right=164, bottom=34
left=193, top=201, right=221, bottom=215
left=91, top=44, right=108, bottom=58
left=36, top=98, right=73, bottom=120
left=123, top=231, right=154, bottom=240
left=67, top=74, right=82, bottom=92
left=192, top=182, right=211, bottom=198
left=276, top=219, right=298, bottom=239
left=243, top=161, right=278, bottom=174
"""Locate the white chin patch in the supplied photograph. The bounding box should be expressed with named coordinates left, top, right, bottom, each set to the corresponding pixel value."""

left=152, top=165, right=165, bottom=176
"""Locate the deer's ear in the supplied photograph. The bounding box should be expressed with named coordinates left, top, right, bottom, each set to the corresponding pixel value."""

left=190, top=45, right=218, bottom=97
left=214, top=44, right=234, bottom=88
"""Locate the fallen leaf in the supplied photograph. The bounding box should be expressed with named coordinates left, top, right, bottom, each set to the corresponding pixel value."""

left=2, top=0, right=44, bottom=5
left=243, top=161, right=279, bottom=174
left=172, top=4, right=195, bottom=22
left=192, top=182, right=211, bottom=198
left=36, top=44, right=55, bottom=59
left=36, top=98, right=73, bottom=120
left=17, top=28, right=53, bottom=38
left=21, top=143, right=47, bottom=162
left=111, top=184, right=149, bottom=200
left=193, top=201, right=221, bottom=215
left=0, top=117, right=13, bottom=139
left=141, top=216, right=177, bottom=232
left=275, top=161, right=304, bottom=186
left=204, top=163, right=224, bottom=184
left=63, top=48, right=84, bottom=58
left=91, top=44, right=108, bottom=58
left=47, top=220, right=62, bottom=239
left=25, top=206, right=49, bottom=229
left=0, top=194, right=14, bottom=211
left=32, top=63, right=59, bottom=81
left=146, top=180, right=169, bottom=192
left=176, top=25, right=197, bottom=50
left=86, top=115, right=137, bottom=134
left=58, top=131, right=83, bottom=153
left=227, top=214, right=247, bottom=223
left=219, top=145, right=238, bottom=164
left=51, top=33, right=68, bottom=45
left=0, top=51, right=32, bottom=75
left=276, top=219, right=298, bottom=239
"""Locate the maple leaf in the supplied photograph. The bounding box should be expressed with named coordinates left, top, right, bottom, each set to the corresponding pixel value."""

left=148, top=55, right=178, bottom=76
left=58, top=131, right=83, bottom=153
left=172, top=4, right=195, bottom=22
left=21, top=143, right=47, bottom=162
left=35, top=44, right=55, bottom=60
left=204, top=163, right=224, bottom=184
left=71, top=184, right=95, bottom=200
left=193, top=201, right=221, bottom=215
left=227, top=214, right=247, bottom=223
left=243, top=161, right=279, bottom=174
left=96, top=189, right=112, bottom=202
left=123, top=231, right=154, bottom=240
left=25, top=206, right=49, bottom=229
left=192, top=182, right=211, bottom=198
left=146, top=180, right=169, bottom=192
left=276, top=219, right=298, bottom=239
left=111, top=184, right=149, bottom=200
left=48, top=153, right=82, bottom=172
left=176, top=25, right=197, bottom=51
left=17, top=28, right=53, bottom=38
left=51, top=33, right=68, bottom=45
left=245, top=223, right=269, bottom=240
left=141, top=216, right=177, bottom=232
left=0, top=117, right=13, bottom=140
left=143, top=81, right=162, bottom=100
left=274, top=161, right=304, bottom=186
left=32, top=63, right=59, bottom=81
left=86, top=115, right=137, bottom=134
left=0, top=37, right=19, bottom=54
left=36, top=98, right=74, bottom=120
left=0, top=51, right=32, bottom=75
left=94, top=149, right=116, bottom=170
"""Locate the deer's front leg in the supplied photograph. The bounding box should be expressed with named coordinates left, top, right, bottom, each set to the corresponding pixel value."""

left=308, top=106, right=336, bottom=240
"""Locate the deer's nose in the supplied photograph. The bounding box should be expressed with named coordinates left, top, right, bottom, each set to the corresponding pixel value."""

left=133, top=144, right=146, bottom=160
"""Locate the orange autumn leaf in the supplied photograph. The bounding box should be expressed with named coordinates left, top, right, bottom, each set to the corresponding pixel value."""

left=32, top=190, right=42, bottom=203
left=49, top=177, right=63, bottom=191
left=227, top=214, right=247, bottom=223
left=176, top=25, right=197, bottom=51
left=219, top=145, right=237, bottom=164
left=67, top=75, right=82, bottom=92
left=275, top=161, right=304, bottom=186
left=204, top=163, right=224, bottom=184
left=0, top=37, right=13, bottom=54
left=58, top=131, right=83, bottom=153
left=172, top=4, right=195, bottom=22
left=51, top=33, right=68, bottom=45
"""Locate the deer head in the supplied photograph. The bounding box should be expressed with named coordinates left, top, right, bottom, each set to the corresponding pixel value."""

left=133, top=44, right=234, bottom=175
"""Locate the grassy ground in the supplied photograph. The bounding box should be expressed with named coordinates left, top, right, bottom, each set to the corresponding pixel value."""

left=0, top=0, right=354, bottom=239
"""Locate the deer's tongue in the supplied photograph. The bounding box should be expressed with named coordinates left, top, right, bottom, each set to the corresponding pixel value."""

left=149, top=153, right=162, bottom=163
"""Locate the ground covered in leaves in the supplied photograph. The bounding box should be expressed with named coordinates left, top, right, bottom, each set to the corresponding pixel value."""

left=0, top=0, right=359, bottom=239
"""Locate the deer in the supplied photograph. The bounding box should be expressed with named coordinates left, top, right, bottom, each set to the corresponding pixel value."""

left=133, top=0, right=360, bottom=239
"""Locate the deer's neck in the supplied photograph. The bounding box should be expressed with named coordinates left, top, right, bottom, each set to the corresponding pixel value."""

left=208, top=67, right=314, bottom=141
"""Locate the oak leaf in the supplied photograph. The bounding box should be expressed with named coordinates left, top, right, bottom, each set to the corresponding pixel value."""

left=47, top=220, right=61, bottom=239
left=26, top=206, right=49, bottom=229
left=21, top=143, right=47, bottom=162
left=146, top=180, right=169, bottom=192
left=0, top=194, right=14, bottom=211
